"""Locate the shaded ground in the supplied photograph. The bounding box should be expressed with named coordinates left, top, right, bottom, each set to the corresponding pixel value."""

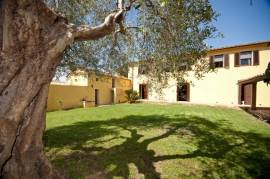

left=45, top=104, right=270, bottom=178
left=250, top=108, right=270, bottom=122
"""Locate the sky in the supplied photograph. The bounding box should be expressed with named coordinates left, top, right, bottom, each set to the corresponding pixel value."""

left=206, top=0, right=270, bottom=48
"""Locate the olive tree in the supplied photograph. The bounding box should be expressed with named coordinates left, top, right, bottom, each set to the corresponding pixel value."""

left=0, top=0, right=217, bottom=178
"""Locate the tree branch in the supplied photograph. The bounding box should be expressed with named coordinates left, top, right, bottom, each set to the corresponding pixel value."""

left=73, top=0, right=126, bottom=41
left=112, top=26, right=141, bottom=48
left=72, top=11, right=120, bottom=41
left=72, top=0, right=137, bottom=42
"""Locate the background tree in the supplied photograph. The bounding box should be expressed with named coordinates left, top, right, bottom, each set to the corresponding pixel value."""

left=264, top=62, right=270, bottom=85
left=0, top=0, right=217, bottom=178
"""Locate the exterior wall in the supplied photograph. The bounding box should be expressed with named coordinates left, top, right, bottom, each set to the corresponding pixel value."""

left=128, top=66, right=140, bottom=92
left=67, top=70, right=88, bottom=86
left=115, top=77, right=132, bottom=103
left=129, top=43, right=270, bottom=107
left=47, top=72, right=132, bottom=111
left=148, top=78, right=177, bottom=102
left=256, top=81, right=270, bottom=107
left=128, top=66, right=178, bottom=102
left=88, top=73, right=113, bottom=105
left=47, top=84, right=92, bottom=111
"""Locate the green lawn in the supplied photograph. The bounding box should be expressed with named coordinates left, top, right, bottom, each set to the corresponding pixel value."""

left=45, top=104, right=270, bottom=179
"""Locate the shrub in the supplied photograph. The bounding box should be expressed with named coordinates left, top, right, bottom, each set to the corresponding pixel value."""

left=264, top=62, right=270, bottom=85
left=125, top=89, right=139, bottom=103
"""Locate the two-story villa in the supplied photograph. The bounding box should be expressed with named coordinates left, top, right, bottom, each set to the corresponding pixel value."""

left=128, top=41, right=270, bottom=110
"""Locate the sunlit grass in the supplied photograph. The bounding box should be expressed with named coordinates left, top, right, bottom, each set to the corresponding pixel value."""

left=45, top=103, right=270, bottom=178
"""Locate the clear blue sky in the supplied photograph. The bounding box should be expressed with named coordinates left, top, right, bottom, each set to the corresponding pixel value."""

left=206, top=0, right=270, bottom=48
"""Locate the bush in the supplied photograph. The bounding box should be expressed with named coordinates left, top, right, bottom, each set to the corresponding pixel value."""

left=125, top=89, right=139, bottom=103
left=264, top=62, right=270, bottom=85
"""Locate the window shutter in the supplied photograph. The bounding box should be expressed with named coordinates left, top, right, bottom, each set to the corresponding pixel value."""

left=234, top=53, right=240, bottom=67
left=209, top=56, right=214, bottom=69
left=224, top=54, right=229, bottom=68
left=253, top=50, right=259, bottom=66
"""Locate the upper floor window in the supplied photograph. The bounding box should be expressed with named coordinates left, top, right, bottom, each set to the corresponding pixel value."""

left=240, top=51, right=252, bottom=66
left=178, top=60, right=193, bottom=71
left=178, top=62, right=188, bottom=71
left=213, top=55, right=224, bottom=68
left=210, top=54, right=229, bottom=69
left=138, top=65, right=148, bottom=75
left=235, top=50, right=259, bottom=67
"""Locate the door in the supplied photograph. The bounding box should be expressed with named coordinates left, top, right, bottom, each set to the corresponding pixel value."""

left=242, top=84, right=252, bottom=105
left=111, top=89, right=115, bottom=104
left=177, top=84, right=190, bottom=102
left=95, top=89, right=99, bottom=106
left=139, top=84, right=148, bottom=99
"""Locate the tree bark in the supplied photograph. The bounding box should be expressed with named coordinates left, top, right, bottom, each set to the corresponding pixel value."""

left=0, top=0, right=124, bottom=178
left=0, top=1, right=72, bottom=178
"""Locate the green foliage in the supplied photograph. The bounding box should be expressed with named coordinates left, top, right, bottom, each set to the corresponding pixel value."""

left=45, top=104, right=270, bottom=178
left=264, top=62, right=270, bottom=85
left=125, top=89, right=139, bottom=103
left=45, top=0, right=219, bottom=86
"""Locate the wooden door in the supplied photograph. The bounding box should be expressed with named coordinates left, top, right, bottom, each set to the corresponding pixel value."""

left=139, top=84, right=148, bottom=99
left=111, top=89, right=115, bottom=104
left=143, top=85, right=148, bottom=99
left=95, top=89, right=99, bottom=106
left=177, top=84, right=190, bottom=102
left=243, top=84, right=252, bottom=105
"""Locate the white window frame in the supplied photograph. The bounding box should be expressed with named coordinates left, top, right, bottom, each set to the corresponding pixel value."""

left=239, top=51, right=253, bottom=66
left=213, top=54, right=224, bottom=68
left=179, top=61, right=189, bottom=71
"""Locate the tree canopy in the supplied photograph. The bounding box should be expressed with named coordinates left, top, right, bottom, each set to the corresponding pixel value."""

left=46, top=0, right=218, bottom=82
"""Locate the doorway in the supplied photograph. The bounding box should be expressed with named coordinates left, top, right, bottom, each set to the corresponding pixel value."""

left=241, top=84, right=252, bottom=105
left=111, top=89, right=115, bottom=104
left=177, top=84, right=190, bottom=102
left=139, top=84, right=148, bottom=99
left=95, top=89, right=99, bottom=106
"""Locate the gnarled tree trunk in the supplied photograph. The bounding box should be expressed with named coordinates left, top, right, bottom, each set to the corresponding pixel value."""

left=0, top=0, right=123, bottom=178
left=0, top=1, right=71, bottom=178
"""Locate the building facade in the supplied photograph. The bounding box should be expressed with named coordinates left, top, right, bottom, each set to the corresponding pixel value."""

left=47, top=71, right=132, bottom=111
left=128, top=41, right=270, bottom=109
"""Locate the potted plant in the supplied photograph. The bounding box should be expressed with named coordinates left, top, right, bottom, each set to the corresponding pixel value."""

left=82, top=97, right=87, bottom=108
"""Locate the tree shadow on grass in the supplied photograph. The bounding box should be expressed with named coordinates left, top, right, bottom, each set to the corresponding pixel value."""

left=44, top=114, right=270, bottom=179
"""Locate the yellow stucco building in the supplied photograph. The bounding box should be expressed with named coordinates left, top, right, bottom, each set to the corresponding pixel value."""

left=128, top=41, right=270, bottom=109
left=47, top=71, right=132, bottom=111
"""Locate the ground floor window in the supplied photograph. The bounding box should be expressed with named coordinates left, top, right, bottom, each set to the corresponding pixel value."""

left=177, top=83, right=190, bottom=102
left=139, top=84, right=148, bottom=99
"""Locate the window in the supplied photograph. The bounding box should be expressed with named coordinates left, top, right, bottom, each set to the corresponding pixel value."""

left=178, top=61, right=191, bottom=71
left=138, top=65, right=148, bottom=75
left=240, top=51, right=252, bottom=66
left=213, top=55, right=224, bottom=68
left=164, top=65, right=170, bottom=72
